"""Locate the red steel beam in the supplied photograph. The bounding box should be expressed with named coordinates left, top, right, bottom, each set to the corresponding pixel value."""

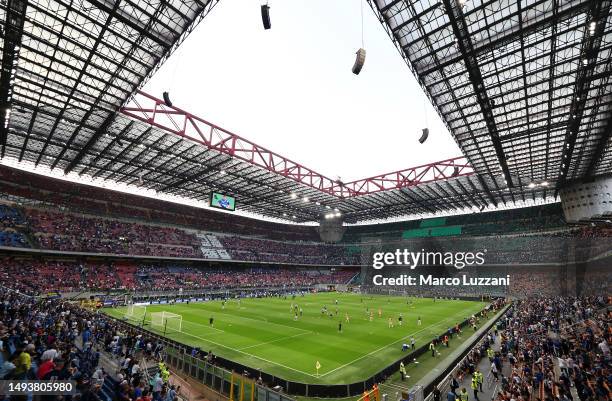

left=120, top=91, right=474, bottom=198
left=333, top=157, right=473, bottom=196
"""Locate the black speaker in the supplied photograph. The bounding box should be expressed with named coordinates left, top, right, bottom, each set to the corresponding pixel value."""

left=162, top=91, right=172, bottom=107
left=419, top=128, right=429, bottom=144
left=261, top=5, right=271, bottom=29
left=352, top=48, right=366, bottom=75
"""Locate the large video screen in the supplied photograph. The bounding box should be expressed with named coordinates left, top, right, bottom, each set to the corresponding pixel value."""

left=210, top=192, right=236, bottom=211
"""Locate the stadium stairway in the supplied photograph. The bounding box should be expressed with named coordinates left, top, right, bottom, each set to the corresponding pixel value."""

left=456, top=334, right=502, bottom=401
left=101, top=375, right=117, bottom=401
left=115, top=262, right=137, bottom=288
left=198, top=232, right=231, bottom=260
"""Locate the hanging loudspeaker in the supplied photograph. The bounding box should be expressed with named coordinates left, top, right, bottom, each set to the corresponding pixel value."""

left=352, top=48, right=366, bottom=75
left=419, top=128, right=429, bottom=144
left=261, top=5, right=271, bottom=29
left=162, top=91, right=172, bottom=107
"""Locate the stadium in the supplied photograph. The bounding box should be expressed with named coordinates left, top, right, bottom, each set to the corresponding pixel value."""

left=0, top=1, right=610, bottom=401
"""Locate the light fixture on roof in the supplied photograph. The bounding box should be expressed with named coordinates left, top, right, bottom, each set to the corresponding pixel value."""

left=352, top=1, right=367, bottom=75
left=589, top=21, right=596, bottom=35
left=162, top=91, right=173, bottom=107
left=528, top=182, right=536, bottom=188
left=219, top=170, right=226, bottom=175
left=419, top=128, right=429, bottom=144
left=325, top=205, right=331, bottom=209
left=352, top=48, right=366, bottom=75
left=290, top=193, right=297, bottom=199
left=302, top=196, right=309, bottom=202
left=261, top=3, right=271, bottom=30
left=292, top=215, right=296, bottom=219
left=541, top=181, right=549, bottom=187
left=315, top=201, right=321, bottom=206
left=282, top=212, right=287, bottom=217
left=335, top=212, right=341, bottom=217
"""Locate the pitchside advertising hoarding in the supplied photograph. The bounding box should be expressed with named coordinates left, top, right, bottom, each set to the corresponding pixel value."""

left=362, top=235, right=612, bottom=296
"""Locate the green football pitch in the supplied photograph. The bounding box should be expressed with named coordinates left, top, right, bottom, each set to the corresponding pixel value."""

left=104, top=293, right=487, bottom=385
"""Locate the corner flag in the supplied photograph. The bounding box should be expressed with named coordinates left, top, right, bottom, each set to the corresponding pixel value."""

left=316, top=361, right=321, bottom=375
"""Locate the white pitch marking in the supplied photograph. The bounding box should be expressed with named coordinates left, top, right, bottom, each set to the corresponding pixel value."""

left=318, top=315, right=463, bottom=378
left=185, top=305, right=311, bottom=334
left=163, top=329, right=319, bottom=378
left=238, top=331, right=311, bottom=351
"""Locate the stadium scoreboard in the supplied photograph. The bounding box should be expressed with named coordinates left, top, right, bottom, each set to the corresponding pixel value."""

left=210, top=192, right=236, bottom=211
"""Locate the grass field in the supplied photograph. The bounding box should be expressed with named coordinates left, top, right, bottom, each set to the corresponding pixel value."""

left=104, top=293, right=487, bottom=385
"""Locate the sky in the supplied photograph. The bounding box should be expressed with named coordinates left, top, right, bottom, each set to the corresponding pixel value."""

left=143, top=0, right=462, bottom=182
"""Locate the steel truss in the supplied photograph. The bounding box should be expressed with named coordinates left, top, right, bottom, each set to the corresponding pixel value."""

left=120, top=91, right=474, bottom=198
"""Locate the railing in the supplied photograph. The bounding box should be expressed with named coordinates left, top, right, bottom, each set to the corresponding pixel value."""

left=166, top=365, right=193, bottom=401
left=422, top=304, right=511, bottom=401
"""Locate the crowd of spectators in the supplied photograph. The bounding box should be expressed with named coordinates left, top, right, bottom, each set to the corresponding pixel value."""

left=1, top=163, right=612, bottom=267
left=444, top=296, right=610, bottom=401
left=0, top=204, right=29, bottom=248
left=0, top=288, right=181, bottom=401
left=135, top=265, right=356, bottom=291
left=0, top=203, right=363, bottom=264
left=219, top=236, right=360, bottom=265
left=27, top=209, right=201, bottom=258
left=489, top=296, right=611, bottom=401
left=0, top=259, right=120, bottom=294
left=0, top=165, right=319, bottom=242
left=0, top=258, right=357, bottom=295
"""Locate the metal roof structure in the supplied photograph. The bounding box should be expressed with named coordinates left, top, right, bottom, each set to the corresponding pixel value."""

left=1, top=0, right=611, bottom=223
left=0, top=0, right=219, bottom=172
left=368, top=0, right=612, bottom=194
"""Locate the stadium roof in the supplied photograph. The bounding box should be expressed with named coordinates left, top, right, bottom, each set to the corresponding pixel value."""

left=368, top=0, right=612, bottom=192
left=0, top=0, right=611, bottom=223
left=0, top=0, right=219, bottom=171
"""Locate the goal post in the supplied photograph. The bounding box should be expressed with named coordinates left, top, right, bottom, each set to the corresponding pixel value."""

left=150, top=311, right=183, bottom=334
left=126, top=304, right=147, bottom=321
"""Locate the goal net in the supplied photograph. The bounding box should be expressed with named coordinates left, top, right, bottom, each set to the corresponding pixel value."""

left=126, top=304, right=147, bottom=321
left=150, top=311, right=183, bottom=333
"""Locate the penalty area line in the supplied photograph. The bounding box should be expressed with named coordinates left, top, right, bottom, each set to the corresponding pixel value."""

left=238, top=331, right=311, bottom=351
left=163, top=327, right=319, bottom=378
